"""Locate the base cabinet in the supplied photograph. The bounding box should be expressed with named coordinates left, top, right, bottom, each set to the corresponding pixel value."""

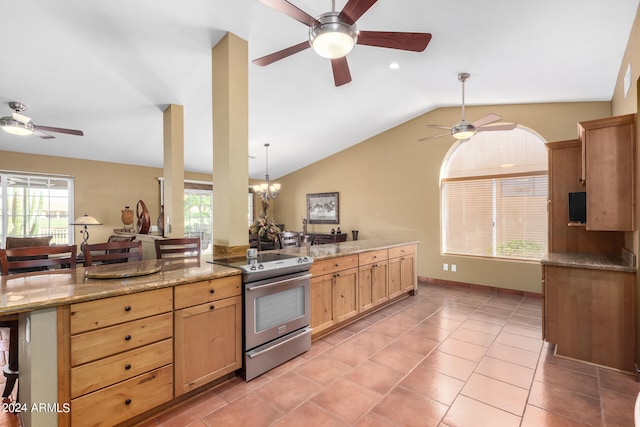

left=388, top=245, right=416, bottom=298
left=67, top=288, right=174, bottom=427
left=358, top=249, right=389, bottom=311
left=173, top=276, right=242, bottom=396
left=543, top=264, right=636, bottom=372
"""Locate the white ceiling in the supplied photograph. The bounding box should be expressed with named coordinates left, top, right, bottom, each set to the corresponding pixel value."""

left=0, top=0, right=638, bottom=180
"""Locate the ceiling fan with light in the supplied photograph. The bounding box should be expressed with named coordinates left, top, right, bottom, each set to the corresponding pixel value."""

left=253, top=0, right=432, bottom=86
left=0, top=101, right=84, bottom=139
left=419, top=73, right=517, bottom=142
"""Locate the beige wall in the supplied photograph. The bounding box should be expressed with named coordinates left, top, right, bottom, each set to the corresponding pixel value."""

left=274, top=102, right=611, bottom=293
left=0, top=151, right=211, bottom=245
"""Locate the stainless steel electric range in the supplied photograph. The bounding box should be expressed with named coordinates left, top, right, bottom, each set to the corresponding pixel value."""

left=212, top=252, right=313, bottom=381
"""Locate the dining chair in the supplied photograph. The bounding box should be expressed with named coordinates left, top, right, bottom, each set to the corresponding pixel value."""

left=83, top=240, right=143, bottom=266
left=249, top=233, right=262, bottom=251
left=0, top=243, right=77, bottom=402
left=155, top=237, right=201, bottom=260
left=5, top=235, right=53, bottom=249
left=278, top=231, right=301, bottom=249
left=312, top=235, right=336, bottom=245
left=107, top=234, right=136, bottom=243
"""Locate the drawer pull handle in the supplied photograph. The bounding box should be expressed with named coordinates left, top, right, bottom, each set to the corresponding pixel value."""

left=124, top=364, right=131, bottom=370
left=209, top=289, right=215, bottom=294
left=334, top=263, right=339, bottom=267
left=124, top=306, right=132, bottom=312
left=210, top=305, right=215, bottom=310
left=125, top=399, right=132, bottom=405
left=125, top=335, right=132, bottom=341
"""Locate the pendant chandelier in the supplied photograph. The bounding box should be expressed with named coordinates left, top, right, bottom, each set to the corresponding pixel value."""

left=253, top=143, right=280, bottom=201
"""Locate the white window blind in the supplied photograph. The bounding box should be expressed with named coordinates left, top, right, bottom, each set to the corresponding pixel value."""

left=440, top=128, right=548, bottom=261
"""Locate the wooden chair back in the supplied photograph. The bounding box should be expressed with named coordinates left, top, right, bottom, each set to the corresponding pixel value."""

left=107, top=235, right=136, bottom=243
left=155, top=238, right=201, bottom=260
left=278, top=232, right=300, bottom=249
left=0, top=245, right=77, bottom=275
left=83, top=240, right=143, bottom=267
left=248, top=233, right=262, bottom=251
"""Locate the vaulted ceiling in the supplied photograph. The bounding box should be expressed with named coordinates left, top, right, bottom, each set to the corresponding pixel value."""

left=0, top=0, right=638, bottom=179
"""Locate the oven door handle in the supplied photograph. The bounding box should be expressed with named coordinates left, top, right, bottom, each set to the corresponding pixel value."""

left=246, top=273, right=311, bottom=291
left=246, top=327, right=312, bottom=359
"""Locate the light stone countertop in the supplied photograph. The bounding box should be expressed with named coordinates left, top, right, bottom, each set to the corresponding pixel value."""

left=0, top=239, right=419, bottom=315
left=541, top=252, right=636, bottom=273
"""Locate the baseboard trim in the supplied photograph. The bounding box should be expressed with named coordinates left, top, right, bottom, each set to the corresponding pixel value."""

left=418, top=276, right=541, bottom=298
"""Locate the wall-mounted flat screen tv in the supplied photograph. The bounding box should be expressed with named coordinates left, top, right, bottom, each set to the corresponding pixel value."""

left=568, top=191, right=586, bottom=223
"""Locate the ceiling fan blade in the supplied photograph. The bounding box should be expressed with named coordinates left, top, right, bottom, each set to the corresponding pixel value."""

left=418, top=132, right=451, bottom=141
left=259, top=0, right=319, bottom=27
left=34, top=125, right=84, bottom=136
left=331, top=57, right=352, bottom=87
left=477, top=123, right=518, bottom=132
left=252, top=41, right=310, bottom=66
left=33, top=129, right=55, bottom=139
left=472, top=113, right=501, bottom=128
left=339, top=0, right=378, bottom=25
left=357, top=31, right=432, bottom=52
left=426, top=125, right=453, bottom=130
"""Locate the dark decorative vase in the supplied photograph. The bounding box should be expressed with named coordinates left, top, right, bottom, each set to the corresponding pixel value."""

left=352, top=230, right=359, bottom=241
left=157, top=205, right=165, bottom=236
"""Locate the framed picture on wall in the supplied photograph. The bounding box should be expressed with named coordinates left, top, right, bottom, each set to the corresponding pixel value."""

left=306, top=192, right=339, bottom=224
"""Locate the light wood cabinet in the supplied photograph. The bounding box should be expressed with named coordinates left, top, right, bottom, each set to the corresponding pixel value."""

left=578, top=114, right=636, bottom=231
left=173, top=276, right=242, bottom=396
left=68, top=288, right=174, bottom=427
left=543, top=264, right=636, bottom=372
left=310, top=255, right=358, bottom=336
left=358, top=249, right=388, bottom=311
left=388, top=245, right=416, bottom=299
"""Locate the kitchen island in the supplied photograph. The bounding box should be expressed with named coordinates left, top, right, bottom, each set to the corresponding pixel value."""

left=0, top=239, right=417, bottom=426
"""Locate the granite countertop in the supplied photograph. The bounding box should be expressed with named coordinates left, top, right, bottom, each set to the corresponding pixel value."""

left=541, top=252, right=636, bottom=273
left=264, top=239, right=419, bottom=261
left=0, top=239, right=419, bottom=315
left=0, top=259, right=240, bottom=315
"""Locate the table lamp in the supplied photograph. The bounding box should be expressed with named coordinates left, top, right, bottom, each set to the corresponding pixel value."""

left=71, top=213, right=102, bottom=249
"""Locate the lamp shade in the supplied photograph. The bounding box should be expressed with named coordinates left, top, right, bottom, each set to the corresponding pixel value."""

left=0, top=117, right=35, bottom=136
left=71, top=214, right=102, bottom=226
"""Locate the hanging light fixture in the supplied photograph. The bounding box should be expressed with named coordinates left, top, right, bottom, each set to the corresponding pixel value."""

left=253, top=143, right=281, bottom=201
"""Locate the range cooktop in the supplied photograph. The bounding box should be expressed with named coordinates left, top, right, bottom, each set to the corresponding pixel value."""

left=210, top=253, right=313, bottom=282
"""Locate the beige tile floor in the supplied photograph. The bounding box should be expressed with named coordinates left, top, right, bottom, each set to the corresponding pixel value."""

left=137, top=279, right=640, bottom=426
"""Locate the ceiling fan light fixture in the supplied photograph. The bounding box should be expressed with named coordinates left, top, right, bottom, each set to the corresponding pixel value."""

left=0, top=117, right=35, bottom=136
left=451, top=122, right=476, bottom=140
left=310, top=12, right=357, bottom=59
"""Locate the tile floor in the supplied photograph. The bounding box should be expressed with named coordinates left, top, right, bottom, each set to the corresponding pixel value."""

left=137, top=279, right=640, bottom=426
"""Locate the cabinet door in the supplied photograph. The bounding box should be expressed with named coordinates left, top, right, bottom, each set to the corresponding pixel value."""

left=310, top=274, right=335, bottom=335
left=334, top=267, right=359, bottom=323
left=580, top=115, right=635, bottom=231
left=174, top=295, right=242, bottom=396
left=388, top=257, right=402, bottom=299
left=358, top=264, right=374, bottom=311
left=400, top=255, right=415, bottom=292
left=372, top=261, right=388, bottom=306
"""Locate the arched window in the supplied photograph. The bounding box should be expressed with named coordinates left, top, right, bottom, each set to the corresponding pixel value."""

left=440, top=127, right=548, bottom=261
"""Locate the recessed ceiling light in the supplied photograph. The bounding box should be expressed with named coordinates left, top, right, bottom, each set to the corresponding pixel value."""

left=389, top=62, right=400, bottom=70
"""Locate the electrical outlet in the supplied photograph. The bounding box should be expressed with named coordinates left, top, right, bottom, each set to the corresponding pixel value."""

left=443, top=263, right=449, bottom=271
left=452, top=264, right=457, bottom=272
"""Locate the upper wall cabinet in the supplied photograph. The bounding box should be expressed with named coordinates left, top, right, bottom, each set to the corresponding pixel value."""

left=578, top=114, right=636, bottom=231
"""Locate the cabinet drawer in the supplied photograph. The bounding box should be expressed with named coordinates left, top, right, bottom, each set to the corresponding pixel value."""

left=310, top=255, right=358, bottom=277
left=71, top=338, right=172, bottom=398
left=70, top=288, right=173, bottom=334
left=389, top=244, right=415, bottom=259
left=359, top=249, right=388, bottom=265
left=71, top=312, right=173, bottom=366
left=71, top=365, right=173, bottom=427
left=174, top=275, right=241, bottom=310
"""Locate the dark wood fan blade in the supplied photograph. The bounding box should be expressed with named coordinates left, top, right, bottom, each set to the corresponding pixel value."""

left=253, top=41, right=310, bottom=66
left=357, top=31, right=432, bottom=52
left=339, top=0, right=378, bottom=26
left=472, top=113, right=501, bottom=128
left=477, top=123, right=518, bottom=132
left=259, top=0, right=319, bottom=27
left=35, top=125, right=84, bottom=136
left=331, top=57, right=352, bottom=87
left=418, top=132, right=450, bottom=141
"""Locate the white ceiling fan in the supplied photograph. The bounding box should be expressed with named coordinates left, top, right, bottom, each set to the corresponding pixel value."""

left=0, top=101, right=84, bottom=139
left=419, top=73, right=517, bottom=142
